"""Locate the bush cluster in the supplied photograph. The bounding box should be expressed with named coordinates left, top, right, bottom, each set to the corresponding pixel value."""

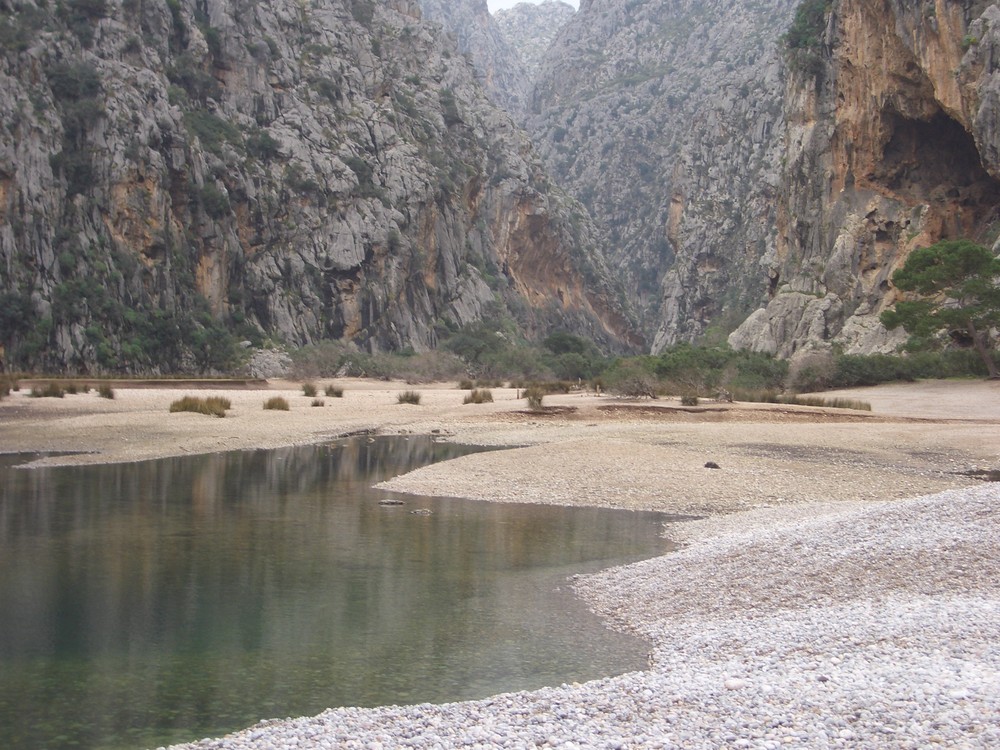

left=601, top=344, right=789, bottom=400
left=59, top=0, right=108, bottom=47
left=46, top=61, right=104, bottom=196
left=443, top=324, right=608, bottom=383
left=511, top=379, right=574, bottom=394
left=287, top=333, right=993, bottom=405
left=183, top=110, right=242, bottom=155
left=349, top=0, right=375, bottom=26
left=790, top=350, right=996, bottom=392
left=290, top=325, right=612, bottom=386
left=246, top=129, right=281, bottom=161
left=168, top=56, right=223, bottom=106
left=290, top=342, right=466, bottom=383
left=459, top=377, right=504, bottom=390
left=199, top=184, right=230, bottom=219
left=601, top=345, right=992, bottom=401
left=4, top=273, right=241, bottom=374
left=0, top=6, right=46, bottom=53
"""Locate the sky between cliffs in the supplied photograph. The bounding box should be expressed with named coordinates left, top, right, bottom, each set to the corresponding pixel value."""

left=488, top=0, right=579, bottom=11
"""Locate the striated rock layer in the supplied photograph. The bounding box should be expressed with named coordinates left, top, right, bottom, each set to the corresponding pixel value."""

left=731, top=0, right=1000, bottom=358
left=0, top=0, right=636, bottom=373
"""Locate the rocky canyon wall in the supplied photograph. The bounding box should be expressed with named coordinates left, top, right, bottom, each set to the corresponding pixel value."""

left=0, top=0, right=635, bottom=373
left=493, top=0, right=575, bottom=83
left=731, top=0, right=1000, bottom=358
left=418, top=0, right=530, bottom=116
left=528, top=0, right=799, bottom=350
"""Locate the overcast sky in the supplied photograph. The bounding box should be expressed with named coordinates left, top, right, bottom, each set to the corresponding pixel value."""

left=488, top=0, right=579, bottom=12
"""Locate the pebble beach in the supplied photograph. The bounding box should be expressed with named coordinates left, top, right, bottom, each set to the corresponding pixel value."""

left=1, top=379, right=998, bottom=748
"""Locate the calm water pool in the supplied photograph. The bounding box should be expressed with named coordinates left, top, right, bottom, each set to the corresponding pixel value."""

left=0, top=437, right=673, bottom=749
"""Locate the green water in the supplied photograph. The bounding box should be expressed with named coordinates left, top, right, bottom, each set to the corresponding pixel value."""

left=0, top=438, right=673, bottom=750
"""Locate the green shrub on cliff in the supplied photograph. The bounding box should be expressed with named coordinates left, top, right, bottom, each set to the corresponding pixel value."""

left=783, top=0, right=832, bottom=77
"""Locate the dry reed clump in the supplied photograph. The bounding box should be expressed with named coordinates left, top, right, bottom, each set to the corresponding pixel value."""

left=263, top=396, right=290, bottom=411
left=169, top=395, right=231, bottom=418
left=463, top=389, right=493, bottom=405
left=0, top=376, right=19, bottom=399
left=30, top=382, right=66, bottom=398
left=302, top=382, right=318, bottom=397
left=98, top=384, right=115, bottom=399
left=311, top=398, right=325, bottom=407
left=730, top=390, right=872, bottom=411
left=785, top=395, right=872, bottom=411
left=397, top=390, right=421, bottom=405
left=325, top=385, right=344, bottom=397
left=523, top=386, right=545, bottom=410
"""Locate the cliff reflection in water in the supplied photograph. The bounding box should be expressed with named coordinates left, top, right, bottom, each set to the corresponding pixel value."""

left=0, top=438, right=670, bottom=750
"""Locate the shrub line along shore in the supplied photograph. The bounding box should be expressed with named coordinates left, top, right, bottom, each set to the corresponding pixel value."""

left=1, top=379, right=998, bottom=748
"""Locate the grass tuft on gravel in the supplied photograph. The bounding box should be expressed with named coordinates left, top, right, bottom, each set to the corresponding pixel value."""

left=264, top=396, right=290, bottom=411
left=169, top=395, right=231, bottom=418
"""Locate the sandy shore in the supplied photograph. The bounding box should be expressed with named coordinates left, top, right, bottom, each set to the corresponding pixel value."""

left=2, top=378, right=998, bottom=516
left=2, top=378, right=999, bottom=748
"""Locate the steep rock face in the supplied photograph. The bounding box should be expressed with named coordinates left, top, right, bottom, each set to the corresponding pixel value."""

left=418, top=0, right=530, bottom=116
left=0, top=0, right=635, bottom=373
left=730, top=0, right=1000, bottom=357
left=494, top=1, right=575, bottom=81
left=530, top=0, right=798, bottom=350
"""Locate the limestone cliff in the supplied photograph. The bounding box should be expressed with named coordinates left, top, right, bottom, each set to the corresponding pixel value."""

left=0, top=0, right=635, bottom=373
left=730, top=0, right=1000, bottom=358
left=494, top=1, right=575, bottom=82
left=418, top=0, right=530, bottom=116
left=528, top=0, right=799, bottom=350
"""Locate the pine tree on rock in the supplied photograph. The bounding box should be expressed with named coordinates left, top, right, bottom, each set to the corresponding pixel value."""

left=881, top=240, right=1000, bottom=379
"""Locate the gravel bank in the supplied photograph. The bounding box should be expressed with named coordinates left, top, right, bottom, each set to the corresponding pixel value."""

left=164, top=484, right=1000, bottom=750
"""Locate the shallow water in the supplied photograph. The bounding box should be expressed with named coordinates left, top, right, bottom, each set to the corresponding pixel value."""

left=0, top=438, right=674, bottom=750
